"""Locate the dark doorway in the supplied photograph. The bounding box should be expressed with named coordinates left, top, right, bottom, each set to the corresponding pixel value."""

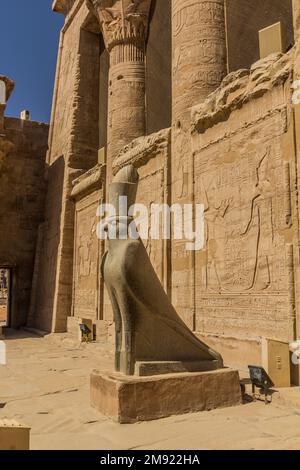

left=0, top=268, right=11, bottom=327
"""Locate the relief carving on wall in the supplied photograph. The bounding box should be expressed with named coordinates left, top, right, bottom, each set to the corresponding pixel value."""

left=198, top=143, right=293, bottom=295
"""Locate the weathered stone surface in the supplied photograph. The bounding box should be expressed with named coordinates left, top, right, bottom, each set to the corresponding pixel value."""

left=171, top=0, right=227, bottom=329
left=294, top=0, right=300, bottom=41
left=30, top=1, right=101, bottom=332
left=0, top=116, right=48, bottom=328
left=293, top=0, right=300, bottom=77
left=135, top=360, right=221, bottom=377
left=191, top=52, right=293, bottom=133
left=71, top=165, right=105, bottom=322
left=189, top=50, right=297, bottom=352
left=6, top=0, right=299, bottom=373
left=90, top=368, right=242, bottom=423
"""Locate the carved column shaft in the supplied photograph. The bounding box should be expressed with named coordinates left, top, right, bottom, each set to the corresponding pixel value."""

left=170, top=0, right=227, bottom=328
left=86, top=0, right=151, bottom=183
left=107, top=42, right=146, bottom=170
left=172, top=0, right=227, bottom=126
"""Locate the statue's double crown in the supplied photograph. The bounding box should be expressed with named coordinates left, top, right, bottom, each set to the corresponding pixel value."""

left=109, top=165, right=139, bottom=214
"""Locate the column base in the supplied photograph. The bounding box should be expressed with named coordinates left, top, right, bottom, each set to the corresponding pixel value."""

left=90, top=368, right=242, bottom=424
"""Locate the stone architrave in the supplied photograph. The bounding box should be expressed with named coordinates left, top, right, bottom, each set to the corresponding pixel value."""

left=86, top=1, right=151, bottom=182
left=100, top=165, right=223, bottom=376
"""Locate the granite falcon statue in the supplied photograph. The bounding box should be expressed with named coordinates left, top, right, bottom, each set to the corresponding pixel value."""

left=101, top=164, right=223, bottom=375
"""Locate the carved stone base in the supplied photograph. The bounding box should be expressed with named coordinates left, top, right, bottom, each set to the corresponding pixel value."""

left=90, top=369, right=242, bottom=424
left=134, top=360, right=220, bottom=376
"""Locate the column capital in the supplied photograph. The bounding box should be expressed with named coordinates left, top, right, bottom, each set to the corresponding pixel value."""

left=86, top=0, right=152, bottom=51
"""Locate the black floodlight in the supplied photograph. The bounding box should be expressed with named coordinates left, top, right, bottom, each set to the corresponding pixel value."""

left=248, top=365, right=274, bottom=404
left=79, top=323, right=92, bottom=342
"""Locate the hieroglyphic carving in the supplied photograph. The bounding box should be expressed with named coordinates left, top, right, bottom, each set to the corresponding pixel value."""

left=192, top=98, right=296, bottom=343
left=171, top=1, right=227, bottom=327
left=71, top=166, right=105, bottom=320
left=107, top=62, right=146, bottom=163
left=73, top=196, right=101, bottom=320
left=172, top=0, right=226, bottom=123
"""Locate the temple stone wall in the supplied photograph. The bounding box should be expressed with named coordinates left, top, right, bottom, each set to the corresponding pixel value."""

left=23, top=0, right=300, bottom=370
left=71, top=165, right=104, bottom=323
left=190, top=52, right=298, bottom=365
left=0, top=118, right=48, bottom=327
left=30, top=1, right=101, bottom=332
left=67, top=129, right=171, bottom=341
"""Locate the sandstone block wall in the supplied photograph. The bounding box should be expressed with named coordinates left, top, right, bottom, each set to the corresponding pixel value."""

left=71, top=165, right=104, bottom=322
left=0, top=118, right=48, bottom=327
left=30, top=0, right=101, bottom=332
left=190, top=52, right=298, bottom=364
left=26, top=0, right=300, bottom=372
left=31, top=0, right=173, bottom=333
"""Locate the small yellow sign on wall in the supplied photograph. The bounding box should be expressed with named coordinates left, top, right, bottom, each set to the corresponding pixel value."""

left=259, top=22, right=285, bottom=59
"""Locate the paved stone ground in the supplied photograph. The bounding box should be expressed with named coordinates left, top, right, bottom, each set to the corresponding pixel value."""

left=1, top=329, right=300, bottom=450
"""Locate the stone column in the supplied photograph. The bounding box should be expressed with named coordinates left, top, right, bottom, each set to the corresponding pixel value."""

left=87, top=0, right=151, bottom=182
left=172, top=0, right=227, bottom=127
left=171, top=0, right=227, bottom=328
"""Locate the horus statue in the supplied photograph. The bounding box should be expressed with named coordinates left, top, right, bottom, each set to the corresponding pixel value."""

left=101, top=165, right=223, bottom=375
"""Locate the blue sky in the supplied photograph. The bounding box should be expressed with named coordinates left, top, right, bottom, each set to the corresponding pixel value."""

left=0, top=1, right=64, bottom=123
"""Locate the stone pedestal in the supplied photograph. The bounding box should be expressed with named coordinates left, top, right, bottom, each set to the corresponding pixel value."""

left=90, top=368, right=241, bottom=423
left=0, top=419, right=30, bottom=450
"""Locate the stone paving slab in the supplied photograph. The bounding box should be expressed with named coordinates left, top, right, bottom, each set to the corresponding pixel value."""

left=1, top=330, right=300, bottom=450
